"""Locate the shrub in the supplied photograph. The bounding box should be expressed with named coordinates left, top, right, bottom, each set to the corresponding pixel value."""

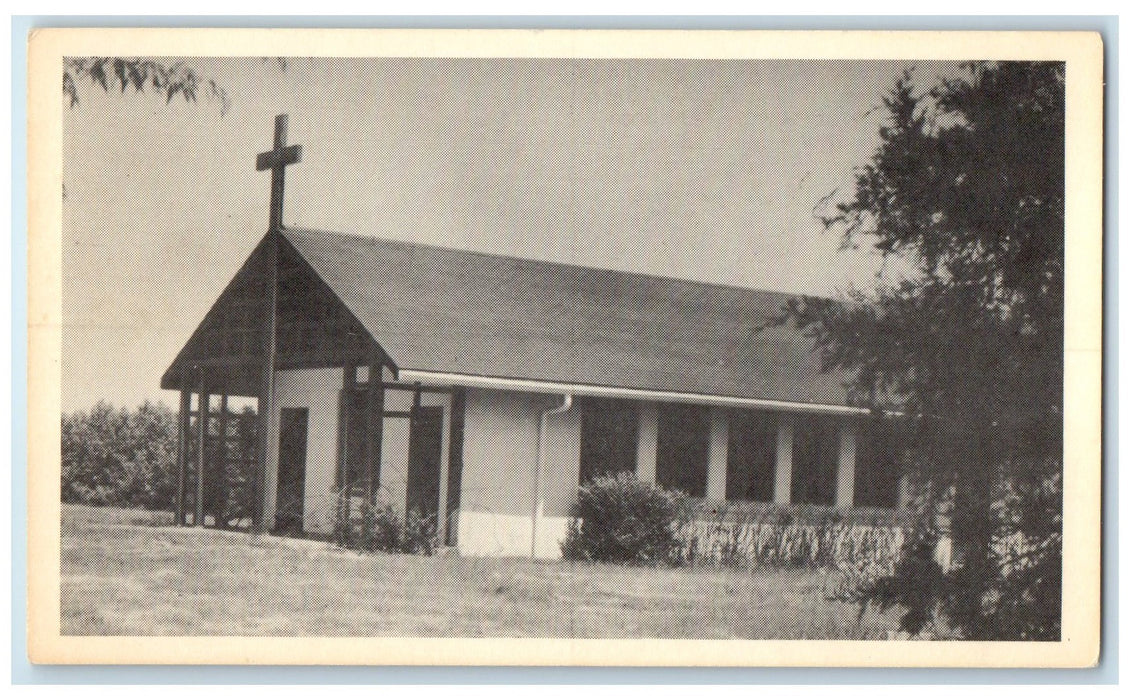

left=61, top=400, right=259, bottom=522
left=561, top=473, right=689, bottom=565
left=335, top=496, right=438, bottom=555
left=61, top=401, right=177, bottom=510
left=678, top=504, right=906, bottom=571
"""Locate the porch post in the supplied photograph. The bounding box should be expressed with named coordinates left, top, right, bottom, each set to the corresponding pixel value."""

left=254, top=228, right=280, bottom=534
left=705, top=408, right=729, bottom=501
left=635, top=402, right=658, bottom=483
left=897, top=474, right=913, bottom=511
left=835, top=420, right=857, bottom=509
left=773, top=415, right=794, bottom=505
left=195, top=373, right=209, bottom=528
left=337, top=363, right=356, bottom=536
left=175, top=389, right=190, bottom=526
left=436, top=392, right=453, bottom=546
left=216, top=394, right=228, bottom=527
left=364, top=351, right=385, bottom=509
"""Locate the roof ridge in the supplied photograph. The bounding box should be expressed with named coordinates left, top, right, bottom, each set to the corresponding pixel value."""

left=282, top=226, right=835, bottom=303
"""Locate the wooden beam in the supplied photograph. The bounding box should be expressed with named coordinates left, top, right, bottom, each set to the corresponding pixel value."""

left=196, top=374, right=209, bottom=528
left=409, top=382, right=423, bottom=427
left=254, top=226, right=280, bottom=534
left=364, top=352, right=386, bottom=507
left=216, top=395, right=228, bottom=527
left=382, top=411, right=416, bottom=419
left=175, top=389, right=190, bottom=526
left=435, top=392, right=453, bottom=548
left=361, top=380, right=454, bottom=394
left=337, top=364, right=356, bottom=539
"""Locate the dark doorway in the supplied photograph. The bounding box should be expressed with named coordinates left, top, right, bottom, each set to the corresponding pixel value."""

left=406, top=406, right=444, bottom=520
left=726, top=409, right=777, bottom=502
left=655, top=403, right=710, bottom=497
left=274, top=407, right=309, bottom=535
left=791, top=414, right=839, bottom=506
left=579, top=397, right=639, bottom=485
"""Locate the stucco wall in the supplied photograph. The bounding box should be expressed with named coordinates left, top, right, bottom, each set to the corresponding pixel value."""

left=266, top=368, right=453, bottom=535
left=262, top=370, right=877, bottom=558
left=457, top=388, right=581, bottom=558
left=268, top=367, right=343, bottom=535
left=376, top=386, right=453, bottom=517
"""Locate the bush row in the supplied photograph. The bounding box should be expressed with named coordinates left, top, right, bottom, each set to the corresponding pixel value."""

left=61, top=401, right=178, bottom=510
left=561, top=472, right=905, bottom=580
left=61, top=400, right=258, bottom=519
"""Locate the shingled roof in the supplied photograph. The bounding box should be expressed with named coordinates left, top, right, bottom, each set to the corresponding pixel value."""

left=277, top=228, right=851, bottom=408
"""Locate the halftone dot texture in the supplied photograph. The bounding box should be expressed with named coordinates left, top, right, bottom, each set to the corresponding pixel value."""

left=296, top=225, right=850, bottom=406
left=62, top=56, right=935, bottom=640
left=166, top=225, right=851, bottom=407
left=62, top=503, right=905, bottom=638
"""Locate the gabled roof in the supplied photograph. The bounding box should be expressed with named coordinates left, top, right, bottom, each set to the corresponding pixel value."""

left=280, top=228, right=851, bottom=408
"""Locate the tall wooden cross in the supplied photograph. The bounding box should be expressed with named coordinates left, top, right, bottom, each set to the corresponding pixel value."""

left=253, top=114, right=300, bottom=532
left=256, top=114, right=302, bottom=231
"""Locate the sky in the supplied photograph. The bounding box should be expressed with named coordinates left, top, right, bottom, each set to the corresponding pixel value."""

left=61, top=57, right=956, bottom=412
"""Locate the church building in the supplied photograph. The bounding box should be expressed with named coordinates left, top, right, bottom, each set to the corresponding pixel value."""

left=161, top=116, right=906, bottom=558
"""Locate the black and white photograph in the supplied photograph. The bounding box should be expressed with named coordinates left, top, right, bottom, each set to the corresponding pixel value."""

left=27, top=29, right=1102, bottom=666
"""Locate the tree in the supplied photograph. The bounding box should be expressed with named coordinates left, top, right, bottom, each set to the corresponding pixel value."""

left=63, top=58, right=230, bottom=114
left=61, top=400, right=177, bottom=509
left=785, top=62, right=1064, bottom=640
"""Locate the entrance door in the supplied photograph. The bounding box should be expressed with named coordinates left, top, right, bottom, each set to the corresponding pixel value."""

left=405, top=407, right=444, bottom=520
left=274, top=407, right=309, bottom=535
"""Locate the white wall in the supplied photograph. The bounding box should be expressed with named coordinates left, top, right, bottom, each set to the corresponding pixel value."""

left=268, top=367, right=343, bottom=535
left=267, top=367, right=453, bottom=536
left=457, top=388, right=580, bottom=558
left=376, top=385, right=453, bottom=531
left=376, top=387, right=412, bottom=513
left=262, top=371, right=880, bottom=554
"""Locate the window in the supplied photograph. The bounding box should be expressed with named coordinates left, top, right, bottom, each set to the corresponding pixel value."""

left=655, top=404, right=710, bottom=497
left=854, top=418, right=903, bottom=508
left=791, top=415, right=839, bottom=505
left=726, top=409, right=777, bottom=502
left=579, top=397, right=640, bottom=484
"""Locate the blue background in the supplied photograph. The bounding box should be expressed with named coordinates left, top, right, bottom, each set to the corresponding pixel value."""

left=10, top=14, right=1118, bottom=684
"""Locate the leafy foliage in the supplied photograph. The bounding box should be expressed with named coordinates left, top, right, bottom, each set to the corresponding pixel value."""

left=61, top=400, right=177, bottom=510
left=63, top=58, right=230, bottom=114
left=335, top=497, right=439, bottom=556
left=61, top=400, right=259, bottom=524
left=679, top=505, right=905, bottom=574
left=561, top=473, right=691, bottom=565
left=784, top=62, right=1064, bottom=640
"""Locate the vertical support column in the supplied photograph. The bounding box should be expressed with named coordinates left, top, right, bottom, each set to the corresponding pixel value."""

left=897, top=473, right=913, bottom=511
left=835, top=420, right=857, bottom=509
left=635, top=402, right=659, bottom=483
left=195, top=374, right=209, bottom=528
left=436, top=392, right=453, bottom=547
left=175, top=389, right=190, bottom=526
left=773, top=415, right=794, bottom=505
left=216, top=394, right=228, bottom=526
left=255, top=228, right=280, bottom=534
left=706, top=407, right=729, bottom=502
left=337, top=364, right=356, bottom=537
left=364, top=351, right=385, bottom=509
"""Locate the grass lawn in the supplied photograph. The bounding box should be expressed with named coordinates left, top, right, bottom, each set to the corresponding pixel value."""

left=61, top=503, right=901, bottom=638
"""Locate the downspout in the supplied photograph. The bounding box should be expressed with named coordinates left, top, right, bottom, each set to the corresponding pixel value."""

left=532, top=394, right=573, bottom=559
